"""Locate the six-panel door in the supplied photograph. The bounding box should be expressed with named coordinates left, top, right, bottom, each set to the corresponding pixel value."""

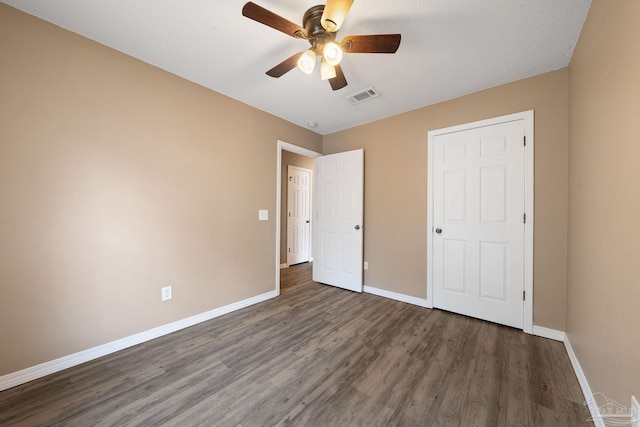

left=432, top=120, right=525, bottom=328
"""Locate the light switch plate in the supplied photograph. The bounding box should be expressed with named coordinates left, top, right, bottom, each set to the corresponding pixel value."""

left=259, top=209, right=268, bottom=221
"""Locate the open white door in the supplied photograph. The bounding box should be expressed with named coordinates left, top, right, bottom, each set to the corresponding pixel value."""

left=312, top=149, right=364, bottom=292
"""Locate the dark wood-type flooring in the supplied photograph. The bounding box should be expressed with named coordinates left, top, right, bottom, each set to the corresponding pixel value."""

left=0, top=262, right=592, bottom=426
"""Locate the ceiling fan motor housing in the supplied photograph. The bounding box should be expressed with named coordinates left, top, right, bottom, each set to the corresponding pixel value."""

left=302, top=5, right=337, bottom=50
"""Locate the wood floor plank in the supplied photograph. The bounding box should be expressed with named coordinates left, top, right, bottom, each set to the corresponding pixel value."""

left=501, top=330, right=536, bottom=426
left=428, top=318, right=483, bottom=426
left=459, top=323, right=502, bottom=426
left=0, top=262, right=593, bottom=426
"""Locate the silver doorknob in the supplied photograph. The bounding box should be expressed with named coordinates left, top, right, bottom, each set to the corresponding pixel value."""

left=355, top=225, right=361, bottom=230
left=435, top=228, right=442, bottom=234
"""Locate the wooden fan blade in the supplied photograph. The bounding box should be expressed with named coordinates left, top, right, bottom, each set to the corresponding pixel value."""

left=266, top=52, right=304, bottom=78
left=242, top=2, right=306, bottom=38
left=329, top=64, right=348, bottom=91
left=342, top=34, right=401, bottom=53
left=321, top=0, right=355, bottom=32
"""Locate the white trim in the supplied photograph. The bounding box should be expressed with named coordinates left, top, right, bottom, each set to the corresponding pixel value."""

left=522, top=111, right=535, bottom=334
left=564, top=335, right=604, bottom=427
left=426, top=110, right=534, bottom=333
left=531, top=325, right=566, bottom=342
left=276, top=140, right=321, bottom=296
left=426, top=135, right=435, bottom=308
left=364, top=286, right=432, bottom=308
left=280, top=263, right=289, bottom=269
left=0, top=290, right=277, bottom=392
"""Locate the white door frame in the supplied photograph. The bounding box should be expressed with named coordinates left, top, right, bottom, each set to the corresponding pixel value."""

left=426, top=111, right=534, bottom=333
left=276, top=140, right=321, bottom=295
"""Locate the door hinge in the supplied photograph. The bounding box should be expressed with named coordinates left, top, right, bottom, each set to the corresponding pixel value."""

left=288, top=248, right=290, bottom=253
left=523, top=291, right=526, bottom=301
left=523, top=136, right=526, bottom=147
left=523, top=213, right=526, bottom=224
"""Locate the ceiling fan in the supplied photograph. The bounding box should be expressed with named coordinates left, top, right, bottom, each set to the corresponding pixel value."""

left=242, top=1, right=401, bottom=91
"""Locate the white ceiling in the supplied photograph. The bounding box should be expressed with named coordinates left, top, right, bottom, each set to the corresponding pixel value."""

left=3, top=0, right=591, bottom=135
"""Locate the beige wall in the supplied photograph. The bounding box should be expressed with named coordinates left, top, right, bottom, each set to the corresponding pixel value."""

left=0, top=4, right=321, bottom=375
left=324, top=69, right=569, bottom=330
left=280, top=151, right=315, bottom=264
left=567, top=0, right=640, bottom=407
left=5, top=1, right=638, bottom=407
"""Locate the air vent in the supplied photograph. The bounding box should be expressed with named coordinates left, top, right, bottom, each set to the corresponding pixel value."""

left=345, top=87, right=381, bottom=104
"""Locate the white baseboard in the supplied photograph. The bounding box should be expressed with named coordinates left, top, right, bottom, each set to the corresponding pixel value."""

left=530, top=326, right=602, bottom=425
left=563, top=335, right=604, bottom=427
left=280, top=263, right=288, bottom=269
left=0, top=290, right=278, bottom=392
left=364, top=286, right=431, bottom=308
left=531, top=325, right=567, bottom=342
left=514, top=325, right=602, bottom=425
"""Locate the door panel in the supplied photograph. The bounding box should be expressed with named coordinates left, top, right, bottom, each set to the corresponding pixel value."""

left=433, top=120, right=525, bottom=328
left=443, top=239, right=466, bottom=293
left=313, top=149, right=364, bottom=292
left=444, top=170, right=466, bottom=221
left=480, top=167, right=507, bottom=222
left=479, top=242, right=507, bottom=300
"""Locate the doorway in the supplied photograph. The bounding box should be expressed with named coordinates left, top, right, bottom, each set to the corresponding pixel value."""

left=276, top=142, right=366, bottom=296
left=276, top=141, right=321, bottom=295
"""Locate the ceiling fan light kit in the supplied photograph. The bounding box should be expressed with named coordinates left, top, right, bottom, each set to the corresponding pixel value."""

left=242, top=0, right=401, bottom=91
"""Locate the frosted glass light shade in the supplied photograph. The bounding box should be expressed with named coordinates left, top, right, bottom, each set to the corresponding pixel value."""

left=323, top=42, right=343, bottom=66
left=320, top=60, right=336, bottom=80
left=297, top=49, right=317, bottom=74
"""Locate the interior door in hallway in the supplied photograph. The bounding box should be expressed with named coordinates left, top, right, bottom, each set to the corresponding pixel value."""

left=313, top=149, right=364, bottom=293
left=287, top=166, right=311, bottom=266
left=432, top=119, right=526, bottom=328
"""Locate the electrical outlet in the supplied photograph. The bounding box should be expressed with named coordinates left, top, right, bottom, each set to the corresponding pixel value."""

left=258, top=209, right=268, bottom=221
left=161, top=286, right=172, bottom=302
left=631, top=396, right=639, bottom=427
left=363, top=261, right=368, bottom=270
